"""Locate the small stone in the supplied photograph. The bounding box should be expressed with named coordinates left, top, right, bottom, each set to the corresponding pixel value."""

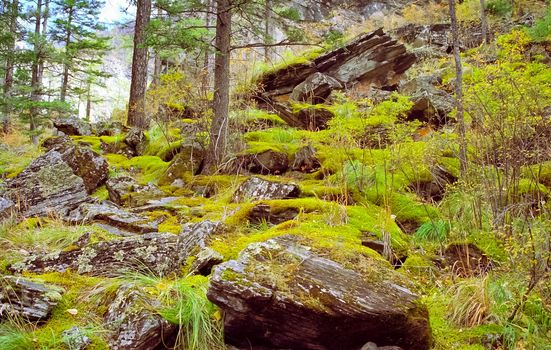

left=67, top=308, right=78, bottom=315
left=62, top=326, right=92, bottom=350
left=190, top=248, right=224, bottom=276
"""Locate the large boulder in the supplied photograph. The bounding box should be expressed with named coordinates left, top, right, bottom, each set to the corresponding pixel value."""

left=1, top=150, right=90, bottom=218
left=232, top=177, right=300, bottom=203
left=159, top=144, right=205, bottom=185
left=104, top=283, right=177, bottom=350
left=1, top=141, right=108, bottom=219
left=208, top=236, right=431, bottom=350
left=106, top=176, right=166, bottom=207
left=399, top=75, right=455, bottom=126
left=53, top=117, right=92, bottom=136
left=9, top=220, right=222, bottom=277
left=254, top=28, right=416, bottom=129
left=124, top=128, right=146, bottom=155
left=0, top=276, right=64, bottom=321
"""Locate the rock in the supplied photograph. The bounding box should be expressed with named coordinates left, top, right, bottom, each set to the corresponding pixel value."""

left=94, top=121, right=126, bottom=136
left=0, top=276, right=63, bottom=321
left=100, top=140, right=135, bottom=158
left=290, top=72, right=342, bottom=104
left=41, top=135, right=72, bottom=151
left=58, top=144, right=109, bottom=193
left=104, top=284, right=177, bottom=350
left=106, top=176, right=166, bottom=207
left=159, top=145, right=204, bottom=185
left=190, top=247, right=224, bottom=276
left=124, top=128, right=146, bottom=154
left=439, top=243, right=493, bottom=277
left=0, top=196, right=15, bottom=219
left=248, top=203, right=299, bottom=225
left=399, top=75, right=455, bottom=126
left=232, top=177, right=300, bottom=203
left=292, top=145, right=321, bottom=173
left=65, top=201, right=159, bottom=233
left=62, top=326, right=92, bottom=350
left=10, top=220, right=222, bottom=276
left=39, top=138, right=108, bottom=193
left=207, top=236, right=432, bottom=350
left=1, top=150, right=90, bottom=218
left=392, top=23, right=485, bottom=53
left=230, top=150, right=289, bottom=175
left=53, top=117, right=92, bottom=136
left=410, top=164, right=457, bottom=202
left=254, top=28, right=415, bottom=129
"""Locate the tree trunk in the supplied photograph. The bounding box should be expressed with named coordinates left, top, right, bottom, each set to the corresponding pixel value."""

left=38, top=0, right=49, bottom=84
left=2, top=0, right=18, bottom=134
left=29, top=0, right=43, bottom=145
left=264, top=0, right=272, bottom=63
left=203, top=0, right=231, bottom=174
left=449, top=0, right=468, bottom=176
left=479, top=0, right=488, bottom=44
left=85, top=82, right=92, bottom=121
left=60, top=8, right=73, bottom=102
left=153, top=53, right=161, bottom=86
left=127, top=0, right=152, bottom=129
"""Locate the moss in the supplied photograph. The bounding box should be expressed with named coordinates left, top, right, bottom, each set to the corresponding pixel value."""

left=20, top=271, right=111, bottom=349
left=110, top=156, right=170, bottom=185
left=364, top=190, right=440, bottom=226
left=91, top=185, right=109, bottom=201
left=148, top=211, right=181, bottom=234
left=399, top=254, right=435, bottom=277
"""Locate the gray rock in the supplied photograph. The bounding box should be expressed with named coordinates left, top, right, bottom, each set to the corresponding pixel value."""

left=290, top=72, right=342, bottom=104
left=231, top=177, right=300, bottom=203
left=65, top=200, right=159, bottom=233
left=62, top=326, right=92, bottom=350
left=292, top=145, right=321, bottom=173
left=229, top=150, right=290, bottom=175
left=399, top=75, right=455, bottom=125
left=0, top=196, right=15, bottom=219
left=124, top=128, right=146, bottom=154
left=58, top=144, right=109, bottom=193
left=190, top=247, right=224, bottom=276
left=54, top=117, right=92, bottom=136
left=2, top=150, right=90, bottom=218
left=159, top=144, right=204, bottom=185
left=9, top=221, right=222, bottom=277
left=106, top=176, right=166, bottom=207
left=207, top=235, right=431, bottom=350
left=105, top=284, right=176, bottom=350
left=0, top=276, right=63, bottom=321
left=254, top=28, right=415, bottom=130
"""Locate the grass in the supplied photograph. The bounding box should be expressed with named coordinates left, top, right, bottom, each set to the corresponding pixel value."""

left=115, top=273, right=224, bottom=350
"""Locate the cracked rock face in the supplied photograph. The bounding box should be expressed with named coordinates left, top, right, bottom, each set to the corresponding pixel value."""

left=231, top=177, right=300, bottom=203
left=0, top=276, right=64, bottom=321
left=9, top=220, right=223, bottom=277
left=104, top=284, right=177, bottom=350
left=207, top=235, right=432, bottom=350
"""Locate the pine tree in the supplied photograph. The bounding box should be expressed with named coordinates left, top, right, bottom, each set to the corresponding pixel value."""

left=51, top=0, right=110, bottom=103
left=127, top=0, right=152, bottom=129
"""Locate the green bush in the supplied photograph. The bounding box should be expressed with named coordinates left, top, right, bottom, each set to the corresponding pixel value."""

left=529, top=9, right=551, bottom=41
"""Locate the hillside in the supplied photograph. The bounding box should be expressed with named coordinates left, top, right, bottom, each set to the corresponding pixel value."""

left=1, top=0, right=551, bottom=349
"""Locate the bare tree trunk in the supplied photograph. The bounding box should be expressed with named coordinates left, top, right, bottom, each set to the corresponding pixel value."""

left=60, top=8, right=73, bottom=102
left=479, top=0, right=488, bottom=44
left=85, top=83, right=92, bottom=121
left=264, top=0, right=272, bottom=63
left=29, top=0, right=43, bottom=145
left=2, top=0, right=18, bottom=134
left=127, top=0, right=152, bottom=129
left=203, top=0, right=231, bottom=174
left=38, top=0, right=49, bottom=84
left=449, top=0, right=468, bottom=176
left=152, top=8, right=162, bottom=86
